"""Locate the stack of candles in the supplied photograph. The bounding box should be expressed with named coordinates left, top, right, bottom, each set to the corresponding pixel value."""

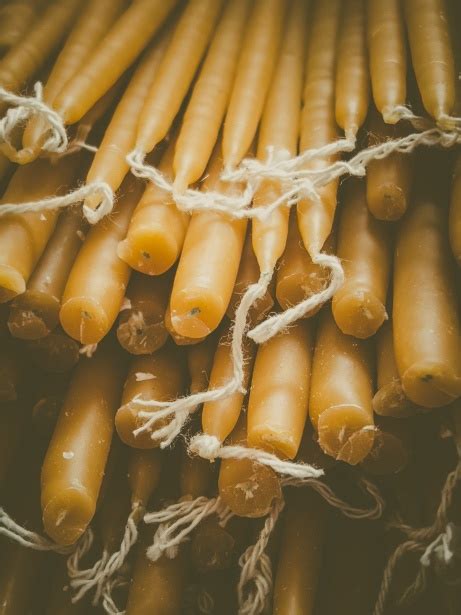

left=0, top=0, right=461, bottom=613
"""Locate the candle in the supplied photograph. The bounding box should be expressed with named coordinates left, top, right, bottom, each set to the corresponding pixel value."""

left=0, top=0, right=80, bottom=94
left=41, top=342, right=126, bottom=545
left=0, top=0, right=44, bottom=50
left=297, top=0, right=341, bottom=257
left=404, top=0, right=456, bottom=125
left=169, top=144, right=247, bottom=339
left=273, top=490, right=326, bottom=615
left=226, top=230, right=275, bottom=325
left=332, top=179, right=392, bottom=339
left=126, top=532, right=189, bottom=615
left=8, top=208, right=86, bottom=340
left=115, top=346, right=185, bottom=449
left=187, top=334, right=217, bottom=395
left=0, top=341, right=21, bottom=402
left=84, top=27, right=171, bottom=215
left=98, top=457, right=133, bottom=554
left=367, top=0, right=407, bottom=123
left=218, top=415, right=282, bottom=518
left=27, top=328, right=80, bottom=374
left=179, top=449, right=215, bottom=499
left=276, top=213, right=335, bottom=316
left=0, top=155, right=81, bottom=303
left=173, top=0, right=251, bottom=191
left=393, top=194, right=461, bottom=407
left=60, top=176, right=143, bottom=345
left=366, top=109, right=413, bottom=221
left=129, top=449, right=163, bottom=511
left=117, top=272, right=170, bottom=356
left=309, top=308, right=375, bottom=465
left=19, top=0, right=125, bottom=163
left=0, top=540, right=45, bottom=615
left=361, top=416, right=411, bottom=475
left=251, top=0, right=307, bottom=277
left=202, top=325, right=255, bottom=444
left=373, top=321, right=419, bottom=418
left=222, top=0, right=287, bottom=168
left=53, top=0, right=178, bottom=125
left=117, top=138, right=189, bottom=276
left=31, top=371, right=69, bottom=442
left=335, top=0, right=369, bottom=139
left=449, top=153, right=461, bottom=266
left=247, top=321, right=312, bottom=460
left=133, top=0, right=223, bottom=157
left=164, top=304, right=207, bottom=347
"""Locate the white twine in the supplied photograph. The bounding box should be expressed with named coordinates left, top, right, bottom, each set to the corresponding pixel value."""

left=144, top=496, right=232, bottom=563
left=0, top=83, right=67, bottom=160
left=68, top=509, right=139, bottom=605
left=237, top=497, right=284, bottom=615
left=0, top=181, right=114, bottom=225
left=420, top=523, right=459, bottom=569
left=79, top=343, right=98, bottom=358
left=101, top=575, right=128, bottom=615
left=0, top=507, right=74, bottom=553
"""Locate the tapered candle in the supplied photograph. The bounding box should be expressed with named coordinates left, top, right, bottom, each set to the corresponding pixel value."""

left=366, top=110, right=414, bottom=221
left=126, top=533, right=189, bottom=615
left=8, top=208, right=86, bottom=340
left=27, top=329, right=80, bottom=374
left=361, top=416, right=411, bottom=475
left=53, top=0, right=178, bottom=125
left=164, top=304, right=207, bottom=347
left=187, top=334, right=217, bottom=395
left=173, top=0, right=251, bottom=191
left=84, top=27, right=171, bottom=214
left=60, top=176, right=143, bottom=345
left=0, top=0, right=80, bottom=94
left=404, top=0, right=456, bottom=125
left=115, top=346, right=185, bottom=449
left=276, top=213, right=335, bottom=316
left=118, top=138, right=189, bottom=276
left=251, top=0, right=308, bottom=278
left=202, top=325, right=255, bottom=443
left=367, top=0, right=407, bottom=123
left=20, top=0, right=125, bottom=163
left=169, top=144, right=247, bottom=339
left=0, top=156, right=81, bottom=303
left=222, top=0, right=287, bottom=168
left=0, top=0, right=44, bottom=50
left=393, top=195, right=461, bottom=407
left=372, top=321, right=419, bottom=418
left=117, top=273, right=170, bottom=355
left=41, top=342, right=126, bottom=545
left=309, top=308, right=375, bottom=465
left=179, top=450, right=215, bottom=500
left=449, top=153, right=461, bottom=266
left=297, top=0, right=341, bottom=256
left=129, top=449, right=163, bottom=511
left=226, top=230, right=274, bottom=325
left=335, top=0, right=369, bottom=139
left=218, top=415, right=282, bottom=518
left=332, top=179, right=392, bottom=339
left=273, top=490, right=327, bottom=615
left=247, top=322, right=312, bottom=459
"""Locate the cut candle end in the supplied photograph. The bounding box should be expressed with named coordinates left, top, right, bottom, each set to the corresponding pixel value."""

left=8, top=291, right=60, bottom=340
left=0, top=265, right=26, bottom=303
left=317, top=405, right=375, bottom=465
left=42, top=485, right=95, bottom=547
left=170, top=293, right=220, bottom=339
left=401, top=362, right=461, bottom=408
left=332, top=286, right=387, bottom=339
left=115, top=402, right=162, bottom=450
left=60, top=296, right=109, bottom=345
left=117, top=230, right=178, bottom=276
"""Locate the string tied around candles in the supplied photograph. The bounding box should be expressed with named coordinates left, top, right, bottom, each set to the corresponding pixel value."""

left=373, top=460, right=461, bottom=615
left=144, top=495, right=233, bottom=563
left=0, top=180, right=114, bottom=225
left=0, top=83, right=68, bottom=162
left=101, top=574, right=129, bottom=615
left=0, top=506, right=74, bottom=554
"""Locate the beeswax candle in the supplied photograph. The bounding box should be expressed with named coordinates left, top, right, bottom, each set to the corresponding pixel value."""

left=28, top=328, right=80, bottom=374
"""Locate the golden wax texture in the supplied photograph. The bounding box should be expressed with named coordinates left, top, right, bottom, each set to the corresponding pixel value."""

left=128, top=449, right=163, bottom=510
left=116, top=347, right=185, bottom=448
left=309, top=308, right=375, bottom=465
left=332, top=179, right=392, bottom=339
left=247, top=322, right=312, bottom=460
left=449, top=153, right=461, bottom=265
left=179, top=452, right=214, bottom=499
left=60, top=177, right=143, bottom=344
left=41, top=344, right=125, bottom=546
left=393, top=198, right=461, bottom=407
left=187, top=334, right=217, bottom=394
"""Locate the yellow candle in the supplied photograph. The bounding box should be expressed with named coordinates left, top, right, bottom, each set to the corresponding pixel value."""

left=41, top=342, right=126, bottom=545
left=60, top=176, right=143, bottom=345
left=0, top=341, right=21, bottom=402
left=115, top=346, right=185, bottom=449
left=449, top=152, right=461, bottom=266
left=164, top=304, right=207, bottom=347
left=0, top=156, right=81, bottom=303
left=128, top=449, right=163, bottom=511
left=309, top=308, right=375, bottom=465
left=247, top=322, right=312, bottom=460
left=179, top=449, right=214, bottom=499
left=117, top=272, right=170, bottom=356
left=361, top=416, right=411, bottom=476
left=187, top=334, right=218, bottom=395
left=332, top=179, right=392, bottom=339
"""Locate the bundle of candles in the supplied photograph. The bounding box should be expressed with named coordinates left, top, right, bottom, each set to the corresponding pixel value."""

left=0, top=0, right=461, bottom=613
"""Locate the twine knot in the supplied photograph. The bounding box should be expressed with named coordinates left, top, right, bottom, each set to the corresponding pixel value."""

left=189, top=433, right=221, bottom=460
